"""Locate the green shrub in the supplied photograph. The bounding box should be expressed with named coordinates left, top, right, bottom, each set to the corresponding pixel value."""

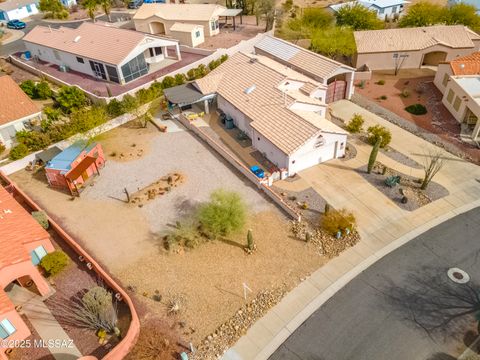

left=0, top=142, right=5, bottom=154
left=36, top=81, right=53, bottom=99
left=32, top=211, right=49, bottom=229
left=321, top=208, right=356, bottom=235
left=43, top=106, right=61, bottom=122
left=9, top=143, right=29, bottom=160
left=195, top=64, right=209, bottom=78
left=208, top=59, right=221, bottom=71
left=346, top=113, right=364, bottom=133
left=357, top=80, right=366, bottom=89
left=20, top=80, right=37, bottom=98
left=120, top=94, right=138, bottom=113
left=16, top=130, right=51, bottom=151
left=161, top=76, right=176, bottom=89
left=174, top=73, right=186, bottom=85
left=186, top=68, right=196, bottom=81
left=376, top=79, right=385, bottom=85
left=220, top=54, right=228, bottom=63
left=56, top=86, right=87, bottom=113
left=367, top=125, right=391, bottom=148
left=405, top=103, right=427, bottom=115
left=69, top=106, right=108, bottom=134
left=106, top=99, right=124, bottom=117
left=198, top=189, right=246, bottom=238
left=39, top=250, right=69, bottom=276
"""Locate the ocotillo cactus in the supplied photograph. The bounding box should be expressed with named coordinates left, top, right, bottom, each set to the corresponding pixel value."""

left=367, top=136, right=382, bottom=174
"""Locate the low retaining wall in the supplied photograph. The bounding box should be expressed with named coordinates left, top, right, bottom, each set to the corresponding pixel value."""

left=176, top=115, right=301, bottom=221
left=354, top=70, right=372, bottom=81
left=0, top=172, right=140, bottom=360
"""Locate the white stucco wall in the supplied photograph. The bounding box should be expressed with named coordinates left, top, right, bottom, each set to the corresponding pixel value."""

left=251, top=129, right=289, bottom=170
left=0, top=113, right=42, bottom=148
left=433, top=63, right=453, bottom=94
left=170, top=27, right=204, bottom=48
left=217, top=95, right=253, bottom=137
left=3, top=3, right=38, bottom=21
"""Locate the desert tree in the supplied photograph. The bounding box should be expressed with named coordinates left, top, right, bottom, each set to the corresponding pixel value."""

left=82, top=0, right=98, bottom=21
left=98, top=0, right=112, bottom=21
left=421, top=148, right=446, bottom=190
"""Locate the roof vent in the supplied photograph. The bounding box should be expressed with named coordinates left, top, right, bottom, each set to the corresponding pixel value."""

left=249, top=57, right=258, bottom=64
left=244, top=84, right=256, bottom=94
left=73, top=36, right=81, bottom=43
left=460, top=63, right=465, bottom=69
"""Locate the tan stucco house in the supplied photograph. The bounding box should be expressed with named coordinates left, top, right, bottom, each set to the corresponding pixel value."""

left=354, top=25, right=480, bottom=71
left=434, top=52, right=480, bottom=143
left=133, top=3, right=226, bottom=42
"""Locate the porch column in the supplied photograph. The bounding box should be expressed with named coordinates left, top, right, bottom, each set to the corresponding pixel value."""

left=204, top=99, right=210, bottom=114
left=175, top=43, right=182, bottom=61
left=345, top=72, right=355, bottom=100
left=472, top=118, right=480, bottom=141
left=28, top=268, right=50, bottom=296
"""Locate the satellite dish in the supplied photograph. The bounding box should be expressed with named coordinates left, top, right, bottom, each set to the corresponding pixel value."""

left=244, top=84, right=256, bottom=94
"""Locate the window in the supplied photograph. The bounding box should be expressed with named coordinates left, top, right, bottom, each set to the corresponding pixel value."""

left=105, top=65, right=119, bottom=83
left=149, top=47, right=162, bottom=57
left=30, top=246, right=48, bottom=265
left=391, top=6, right=397, bottom=13
left=121, top=53, right=148, bottom=83
left=447, top=89, right=454, bottom=103
left=257, top=137, right=260, bottom=141
left=453, top=96, right=462, bottom=111
left=76, top=56, right=84, bottom=64
left=379, top=8, right=384, bottom=14
left=0, top=319, right=16, bottom=339
left=211, top=21, right=216, bottom=31
left=442, top=74, right=449, bottom=87
left=314, top=135, right=325, bottom=148
left=195, top=30, right=201, bottom=38
left=53, top=50, right=61, bottom=61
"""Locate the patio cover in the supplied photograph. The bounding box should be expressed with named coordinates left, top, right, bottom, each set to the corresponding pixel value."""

left=219, top=8, right=242, bottom=16
left=65, top=156, right=97, bottom=181
left=163, top=83, right=207, bottom=106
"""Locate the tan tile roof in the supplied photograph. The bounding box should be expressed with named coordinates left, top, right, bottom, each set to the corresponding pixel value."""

left=0, top=186, right=50, bottom=271
left=449, top=52, right=480, bottom=75
left=300, top=82, right=318, bottom=96
left=23, top=22, right=162, bottom=65
left=0, top=0, right=35, bottom=11
left=133, top=3, right=225, bottom=21
left=254, top=35, right=355, bottom=83
left=202, top=53, right=326, bottom=155
left=354, top=25, right=480, bottom=53
left=0, top=76, right=40, bottom=127
left=194, top=73, right=223, bottom=94
left=170, top=22, right=203, bottom=32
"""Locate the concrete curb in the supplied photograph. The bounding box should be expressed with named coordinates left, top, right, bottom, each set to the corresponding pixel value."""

left=223, top=199, right=480, bottom=360
left=0, top=29, right=25, bottom=45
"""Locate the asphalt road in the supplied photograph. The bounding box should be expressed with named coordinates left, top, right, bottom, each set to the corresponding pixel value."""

left=0, top=13, right=131, bottom=56
left=270, top=207, right=480, bottom=360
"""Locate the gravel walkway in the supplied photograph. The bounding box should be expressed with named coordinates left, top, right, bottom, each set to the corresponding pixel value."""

left=379, top=147, right=422, bottom=169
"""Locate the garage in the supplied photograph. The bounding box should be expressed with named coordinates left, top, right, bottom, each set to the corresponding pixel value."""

left=289, top=142, right=337, bottom=174
left=422, top=51, right=448, bottom=66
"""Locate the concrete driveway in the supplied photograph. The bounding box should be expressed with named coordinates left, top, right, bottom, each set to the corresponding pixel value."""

left=271, top=207, right=480, bottom=360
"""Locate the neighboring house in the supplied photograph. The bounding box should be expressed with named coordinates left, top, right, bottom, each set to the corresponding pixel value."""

left=253, top=35, right=356, bottom=103
left=354, top=25, right=480, bottom=71
left=434, top=52, right=480, bottom=142
left=0, top=0, right=39, bottom=21
left=45, top=141, right=105, bottom=196
left=165, top=52, right=348, bottom=175
left=133, top=3, right=239, bottom=38
left=448, top=0, right=480, bottom=14
left=169, top=22, right=205, bottom=48
left=60, top=0, right=77, bottom=7
left=23, top=22, right=181, bottom=85
left=329, top=0, right=409, bottom=20
left=0, top=185, right=55, bottom=359
left=0, top=75, right=41, bottom=149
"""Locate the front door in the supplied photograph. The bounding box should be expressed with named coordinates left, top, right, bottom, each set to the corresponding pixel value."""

left=89, top=61, right=107, bottom=80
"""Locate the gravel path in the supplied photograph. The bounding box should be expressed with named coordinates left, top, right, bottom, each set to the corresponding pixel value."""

left=380, top=147, right=422, bottom=169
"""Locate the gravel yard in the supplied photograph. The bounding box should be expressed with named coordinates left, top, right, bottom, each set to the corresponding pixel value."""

left=10, top=120, right=327, bottom=348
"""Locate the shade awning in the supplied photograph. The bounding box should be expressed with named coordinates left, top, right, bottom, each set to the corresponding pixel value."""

left=65, top=156, right=97, bottom=181
left=219, top=8, right=243, bottom=17
left=35, top=146, right=62, bottom=164
left=163, top=83, right=207, bottom=105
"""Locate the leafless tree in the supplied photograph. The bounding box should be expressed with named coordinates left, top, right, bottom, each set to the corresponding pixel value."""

left=421, top=149, right=446, bottom=190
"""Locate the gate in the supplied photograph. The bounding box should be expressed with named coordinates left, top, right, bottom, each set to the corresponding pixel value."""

left=326, top=80, right=347, bottom=104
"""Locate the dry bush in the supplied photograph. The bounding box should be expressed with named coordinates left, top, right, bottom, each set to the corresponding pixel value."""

left=321, top=208, right=356, bottom=235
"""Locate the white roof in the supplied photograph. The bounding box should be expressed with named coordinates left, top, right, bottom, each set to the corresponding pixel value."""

left=170, top=22, right=203, bottom=32
left=454, top=76, right=480, bottom=104
left=330, top=0, right=409, bottom=11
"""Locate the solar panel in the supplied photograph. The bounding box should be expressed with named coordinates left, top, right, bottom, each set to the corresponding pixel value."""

left=255, top=36, right=299, bottom=62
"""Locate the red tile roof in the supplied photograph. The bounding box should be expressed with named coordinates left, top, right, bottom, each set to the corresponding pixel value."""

left=450, top=52, right=480, bottom=75
left=0, top=186, right=50, bottom=271
left=0, top=289, right=14, bottom=315
left=0, top=75, right=40, bottom=127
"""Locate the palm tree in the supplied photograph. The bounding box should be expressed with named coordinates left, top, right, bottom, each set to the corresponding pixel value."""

left=82, top=0, right=98, bottom=21
left=98, top=0, right=112, bottom=22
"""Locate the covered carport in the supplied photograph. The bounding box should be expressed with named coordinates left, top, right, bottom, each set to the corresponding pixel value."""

left=219, top=8, right=243, bottom=30
left=163, top=83, right=216, bottom=114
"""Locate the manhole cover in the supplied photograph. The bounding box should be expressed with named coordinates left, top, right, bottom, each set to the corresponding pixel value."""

left=447, top=268, right=470, bottom=284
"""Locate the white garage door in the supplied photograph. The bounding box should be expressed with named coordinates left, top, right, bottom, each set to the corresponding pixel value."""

left=291, top=142, right=336, bottom=173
